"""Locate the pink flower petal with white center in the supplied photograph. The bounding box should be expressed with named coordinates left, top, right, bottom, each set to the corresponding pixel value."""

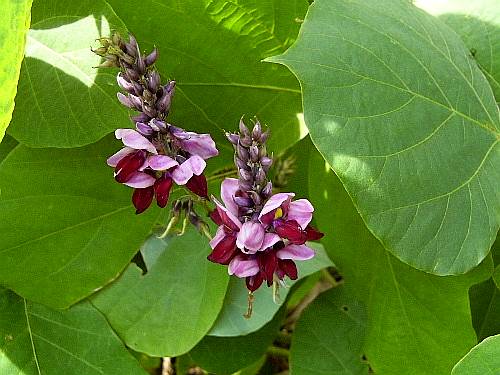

left=209, top=226, right=226, bottom=249
left=259, top=193, right=295, bottom=225
left=213, top=197, right=242, bottom=230
left=228, top=255, right=259, bottom=277
left=261, top=233, right=281, bottom=250
left=115, top=129, right=157, bottom=154
left=123, top=172, right=156, bottom=188
left=146, top=155, right=178, bottom=171
left=287, top=199, right=314, bottom=228
left=171, top=156, right=206, bottom=185
left=236, top=221, right=265, bottom=254
left=276, top=244, right=315, bottom=261
left=107, top=147, right=134, bottom=167
left=221, top=178, right=239, bottom=217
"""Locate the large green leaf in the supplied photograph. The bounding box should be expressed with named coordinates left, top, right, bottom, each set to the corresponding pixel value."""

left=268, top=0, right=500, bottom=275
left=416, top=0, right=500, bottom=101
left=470, top=279, right=500, bottom=340
left=0, top=136, right=159, bottom=308
left=307, top=142, right=493, bottom=375
left=106, top=0, right=308, bottom=161
left=0, top=135, right=18, bottom=163
left=0, top=0, right=32, bottom=143
left=186, top=307, right=285, bottom=374
left=451, top=334, right=500, bottom=375
left=7, top=0, right=130, bottom=148
left=91, top=230, right=229, bottom=357
left=208, top=242, right=333, bottom=337
left=290, top=287, right=368, bottom=375
left=0, top=288, right=146, bottom=375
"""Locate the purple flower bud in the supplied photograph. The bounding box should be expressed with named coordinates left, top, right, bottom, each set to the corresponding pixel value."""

left=248, top=191, right=261, bottom=205
left=226, top=133, right=239, bottom=145
left=150, top=119, right=167, bottom=132
left=131, top=112, right=150, bottom=123
left=137, top=57, right=146, bottom=75
left=156, top=88, right=172, bottom=113
left=144, top=48, right=158, bottom=66
left=261, top=156, right=272, bottom=169
left=165, top=81, right=176, bottom=94
left=146, top=71, right=160, bottom=92
left=259, top=145, right=267, bottom=159
left=237, top=144, right=249, bottom=162
left=239, top=180, right=253, bottom=191
left=239, top=119, right=250, bottom=136
left=234, top=196, right=253, bottom=207
left=235, top=157, right=249, bottom=171
left=124, top=41, right=137, bottom=57
left=252, top=121, right=262, bottom=139
left=136, top=122, right=153, bottom=136
left=132, top=81, right=143, bottom=96
left=125, top=68, right=139, bottom=81
left=117, top=73, right=134, bottom=93
left=142, top=103, right=157, bottom=118
left=255, top=168, right=266, bottom=184
left=129, top=94, right=143, bottom=110
left=249, top=146, right=259, bottom=162
left=239, top=136, right=252, bottom=147
left=117, top=92, right=134, bottom=108
left=260, top=130, right=269, bottom=144
left=262, top=182, right=273, bottom=197
left=239, top=168, right=252, bottom=181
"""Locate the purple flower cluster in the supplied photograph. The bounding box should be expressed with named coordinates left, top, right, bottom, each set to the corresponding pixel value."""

left=207, top=119, right=323, bottom=292
left=94, top=33, right=218, bottom=213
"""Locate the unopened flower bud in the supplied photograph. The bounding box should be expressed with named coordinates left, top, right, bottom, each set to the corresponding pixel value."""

left=144, top=48, right=158, bottom=66
left=237, top=144, right=249, bottom=162
left=249, top=146, right=259, bottom=162
left=156, top=88, right=172, bottom=112
left=146, top=71, right=160, bottom=92
left=255, top=168, right=266, bottom=184
left=125, top=68, right=139, bottom=81
left=128, top=94, right=143, bottom=110
left=262, top=182, right=273, bottom=197
left=136, top=56, right=146, bottom=75
left=117, top=92, right=134, bottom=108
left=117, top=73, right=134, bottom=93
left=239, top=168, right=252, bottom=181
left=252, top=121, right=262, bottom=139
left=248, top=191, right=261, bottom=205
left=226, top=133, right=239, bottom=145
left=239, top=180, right=253, bottom=191
left=260, top=130, right=269, bottom=144
left=239, top=119, right=250, bottom=136
left=260, top=156, right=272, bottom=169
left=239, top=136, right=252, bottom=147
left=234, top=196, right=253, bottom=207
left=235, top=157, right=249, bottom=171
left=136, top=122, right=153, bottom=136
left=165, top=81, right=176, bottom=94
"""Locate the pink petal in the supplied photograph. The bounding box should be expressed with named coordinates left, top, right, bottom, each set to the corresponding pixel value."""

left=107, top=147, right=134, bottom=167
left=287, top=199, right=314, bottom=228
left=221, top=178, right=240, bottom=217
left=276, top=244, right=315, bottom=261
left=236, top=221, right=265, bottom=254
left=174, top=130, right=218, bottom=159
left=261, top=233, right=281, bottom=250
left=123, top=172, right=156, bottom=188
left=209, top=226, right=226, bottom=249
left=228, top=256, right=259, bottom=277
left=213, top=197, right=242, bottom=230
left=115, top=129, right=157, bottom=154
left=171, top=156, right=206, bottom=185
left=259, top=193, right=295, bottom=225
left=146, top=155, right=178, bottom=171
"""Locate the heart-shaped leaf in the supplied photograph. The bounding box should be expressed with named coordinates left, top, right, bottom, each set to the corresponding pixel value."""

left=290, top=287, right=369, bottom=375
left=91, top=230, right=229, bottom=357
left=0, top=136, right=159, bottom=308
left=451, top=334, right=500, bottom=375
left=0, top=288, right=147, bottom=375
left=7, top=0, right=130, bottom=148
left=268, top=0, right=500, bottom=275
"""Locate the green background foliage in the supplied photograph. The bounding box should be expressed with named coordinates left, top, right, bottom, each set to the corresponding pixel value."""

left=0, top=0, right=499, bottom=374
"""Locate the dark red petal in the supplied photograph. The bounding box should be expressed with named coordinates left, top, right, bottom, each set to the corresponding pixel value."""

left=154, top=175, right=173, bottom=208
left=215, top=206, right=240, bottom=232
left=132, top=186, right=154, bottom=214
left=275, top=219, right=307, bottom=245
left=207, top=234, right=237, bottom=265
left=209, top=209, right=223, bottom=226
left=115, top=150, right=146, bottom=183
left=305, top=225, right=324, bottom=241
left=246, top=273, right=264, bottom=292
left=185, top=174, right=208, bottom=198
left=279, top=259, right=298, bottom=280
left=258, top=251, right=278, bottom=286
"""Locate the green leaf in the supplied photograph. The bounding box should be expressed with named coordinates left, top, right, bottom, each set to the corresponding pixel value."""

left=307, top=143, right=493, bottom=375
left=208, top=242, right=333, bottom=337
left=268, top=0, right=500, bottom=275
left=106, top=0, right=308, bottom=158
left=0, top=288, right=147, bottom=375
left=0, top=0, right=32, bottom=143
left=0, top=135, right=18, bottom=163
left=416, top=0, right=500, bottom=101
left=91, top=230, right=229, bottom=357
left=187, top=307, right=285, bottom=374
left=451, top=334, right=500, bottom=375
left=0, top=136, right=159, bottom=308
left=494, top=265, right=500, bottom=289
left=470, top=279, right=500, bottom=340
left=290, top=287, right=368, bottom=375
left=7, top=0, right=130, bottom=148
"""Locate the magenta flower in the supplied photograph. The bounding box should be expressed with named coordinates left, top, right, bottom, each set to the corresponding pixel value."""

left=107, top=125, right=217, bottom=214
left=208, top=178, right=323, bottom=291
